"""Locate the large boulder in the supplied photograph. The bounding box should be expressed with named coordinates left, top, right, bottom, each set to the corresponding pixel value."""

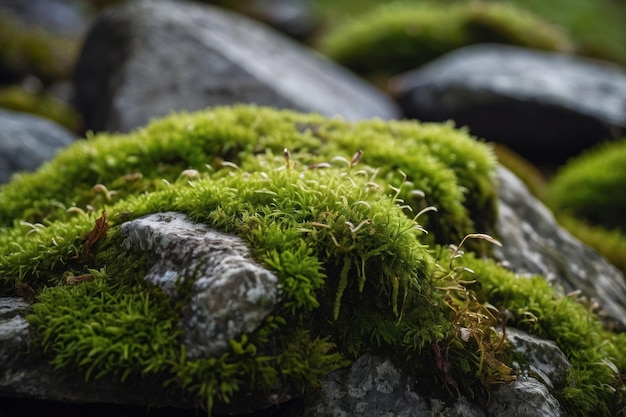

left=72, top=0, right=399, bottom=133
left=0, top=106, right=622, bottom=416
left=389, top=44, right=626, bottom=167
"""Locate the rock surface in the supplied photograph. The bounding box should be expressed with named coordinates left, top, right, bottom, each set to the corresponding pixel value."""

left=390, top=44, right=626, bottom=166
left=72, top=0, right=399, bottom=133
left=495, top=165, right=626, bottom=329
left=503, top=328, right=571, bottom=390
left=0, top=109, right=76, bottom=184
left=303, top=340, right=566, bottom=417
left=120, top=212, right=280, bottom=359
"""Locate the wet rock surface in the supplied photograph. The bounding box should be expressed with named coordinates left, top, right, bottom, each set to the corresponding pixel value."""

left=390, top=44, right=626, bottom=167
left=72, top=0, right=399, bottom=133
left=494, top=165, right=626, bottom=329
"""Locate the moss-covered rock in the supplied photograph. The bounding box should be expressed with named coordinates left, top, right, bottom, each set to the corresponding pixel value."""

left=316, top=2, right=574, bottom=82
left=545, top=138, right=626, bottom=232
left=0, top=106, right=622, bottom=415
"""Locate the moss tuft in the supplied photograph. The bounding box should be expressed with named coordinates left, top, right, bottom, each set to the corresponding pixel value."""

left=545, top=138, right=626, bottom=232
left=316, top=2, right=574, bottom=82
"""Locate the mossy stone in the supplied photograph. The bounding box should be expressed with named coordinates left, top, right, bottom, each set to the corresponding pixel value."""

left=0, top=105, right=622, bottom=415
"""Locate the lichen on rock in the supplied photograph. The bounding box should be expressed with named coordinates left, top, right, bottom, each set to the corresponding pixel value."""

left=0, top=105, right=623, bottom=415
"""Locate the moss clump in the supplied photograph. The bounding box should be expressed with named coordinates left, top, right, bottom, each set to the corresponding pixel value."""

left=0, top=10, right=78, bottom=84
left=0, top=105, right=497, bottom=247
left=545, top=138, right=626, bottom=232
left=316, top=2, right=574, bottom=82
left=0, top=86, right=81, bottom=131
left=0, top=105, right=623, bottom=415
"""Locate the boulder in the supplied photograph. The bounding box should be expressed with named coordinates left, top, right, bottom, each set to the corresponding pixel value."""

left=0, top=109, right=75, bottom=184
left=72, top=0, right=399, bottom=133
left=389, top=44, right=626, bottom=167
left=495, top=165, right=626, bottom=329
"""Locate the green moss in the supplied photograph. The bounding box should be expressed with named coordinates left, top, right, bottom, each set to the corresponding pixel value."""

left=545, top=138, right=626, bottom=232
left=0, top=105, right=622, bottom=414
left=0, top=105, right=497, bottom=246
left=0, top=10, right=78, bottom=84
left=459, top=254, right=624, bottom=416
left=316, top=2, right=574, bottom=81
left=0, top=86, right=81, bottom=131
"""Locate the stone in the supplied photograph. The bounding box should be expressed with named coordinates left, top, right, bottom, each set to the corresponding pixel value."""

left=0, top=109, right=75, bottom=184
left=503, top=327, right=571, bottom=390
left=494, top=165, right=626, bottom=329
left=303, top=350, right=567, bottom=417
left=72, top=0, right=399, bottom=133
left=302, top=354, right=432, bottom=417
left=120, top=211, right=280, bottom=359
left=389, top=44, right=626, bottom=167
left=488, top=376, right=562, bottom=417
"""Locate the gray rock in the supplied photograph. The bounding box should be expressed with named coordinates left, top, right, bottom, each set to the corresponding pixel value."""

left=303, top=351, right=568, bottom=417
left=73, top=0, right=399, bottom=133
left=494, top=165, right=626, bottom=329
left=390, top=44, right=626, bottom=166
left=0, top=109, right=76, bottom=184
left=302, top=354, right=431, bottom=417
left=120, top=211, right=279, bottom=359
left=504, top=327, right=571, bottom=390
left=488, top=376, right=562, bottom=417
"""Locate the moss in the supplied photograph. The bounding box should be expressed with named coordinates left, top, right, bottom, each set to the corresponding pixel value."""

left=0, top=86, right=81, bottom=131
left=460, top=254, right=624, bottom=416
left=0, top=105, right=622, bottom=414
left=0, top=10, right=78, bottom=84
left=0, top=105, right=498, bottom=247
left=545, top=138, right=626, bottom=232
left=316, top=1, right=574, bottom=82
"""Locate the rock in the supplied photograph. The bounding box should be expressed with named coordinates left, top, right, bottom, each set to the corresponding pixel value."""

left=72, top=0, right=399, bottom=133
left=494, top=165, right=626, bottom=329
left=0, top=109, right=75, bottom=183
left=302, top=354, right=451, bottom=417
left=503, top=327, right=571, bottom=390
left=303, top=351, right=566, bottom=417
left=389, top=44, right=626, bottom=167
left=488, top=376, right=562, bottom=417
left=119, top=211, right=280, bottom=359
